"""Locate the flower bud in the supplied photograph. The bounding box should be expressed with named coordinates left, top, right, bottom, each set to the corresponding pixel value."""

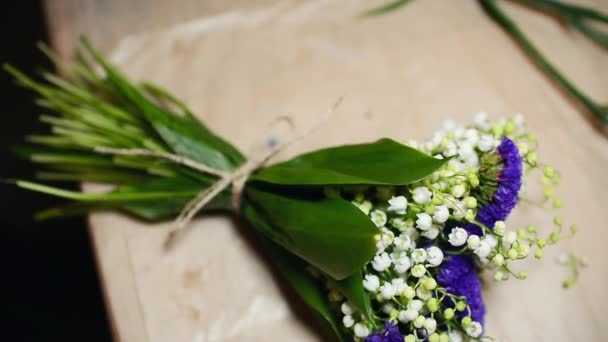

left=389, top=308, right=399, bottom=320
left=456, top=301, right=467, bottom=312
left=354, top=323, right=369, bottom=338
left=416, top=213, right=433, bottom=231
left=464, top=196, right=477, bottom=209
left=553, top=198, right=563, bottom=208
left=342, top=315, right=354, bottom=328
left=468, top=174, right=480, bottom=188
left=426, top=246, right=444, bottom=267
left=412, top=186, right=432, bottom=204
left=517, top=228, right=527, bottom=240
left=517, top=244, right=530, bottom=257
left=424, top=318, right=437, bottom=333
left=570, top=224, right=578, bottom=234
left=423, top=278, right=437, bottom=291
left=550, top=232, right=560, bottom=243
left=403, top=286, right=416, bottom=300
left=492, top=254, right=505, bottom=266
left=448, top=227, right=468, bottom=247
left=411, top=264, right=427, bottom=278
left=443, top=308, right=455, bottom=320
left=426, top=298, right=439, bottom=312
left=467, top=235, right=481, bottom=249
left=370, top=210, right=387, bottom=227
left=494, top=269, right=507, bottom=281
left=461, top=316, right=472, bottom=327
left=341, top=303, right=354, bottom=315
left=503, top=231, right=517, bottom=247
left=363, top=275, right=380, bottom=293
left=399, top=309, right=419, bottom=323
left=387, top=196, right=408, bottom=214
left=491, top=124, right=503, bottom=136
left=465, top=321, right=483, bottom=338
left=464, top=210, right=476, bottom=221
left=433, top=205, right=449, bottom=223
left=451, top=184, right=466, bottom=198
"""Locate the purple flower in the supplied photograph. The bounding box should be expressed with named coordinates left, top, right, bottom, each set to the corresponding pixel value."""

left=365, top=321, right=403, bottom=342
left=436, top=255, right=486, bottom=326
left=466, top=137, right=522, bottom=235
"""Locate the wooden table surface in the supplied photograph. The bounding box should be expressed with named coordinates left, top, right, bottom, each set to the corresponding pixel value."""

left=44, top=1, right=608, bottom=341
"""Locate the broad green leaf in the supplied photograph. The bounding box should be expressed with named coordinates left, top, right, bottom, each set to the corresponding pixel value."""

left=257, top=236, right=346, bottom=342
left=335, top=270, right=373, bottom=321
left=250, top=138, right=447, bottom=186
left=244, top=187, right=378, bottom=280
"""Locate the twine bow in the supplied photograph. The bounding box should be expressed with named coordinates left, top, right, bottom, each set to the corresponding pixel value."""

left=94, top=98, right=341, bottom=249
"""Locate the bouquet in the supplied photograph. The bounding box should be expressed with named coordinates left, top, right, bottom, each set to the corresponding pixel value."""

left=6, top=40, right=583, bottom=341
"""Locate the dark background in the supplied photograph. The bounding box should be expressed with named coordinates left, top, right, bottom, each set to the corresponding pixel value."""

left=2, top=2, right=112, bottom=341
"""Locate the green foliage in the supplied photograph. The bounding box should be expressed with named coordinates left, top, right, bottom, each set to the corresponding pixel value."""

left=244, top=187, right=379, bottom=280
left=7, top=39, right=454, bottom=341
left=335, top=270, right=374, bottom=321
left=263, top=239, right=347, bottom=342
left=251, top=138, right=447, bottom=186
left=6, top=39, right=247, bottom=219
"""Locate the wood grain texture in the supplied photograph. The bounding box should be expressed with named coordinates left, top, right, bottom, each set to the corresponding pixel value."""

left=44, top=0, right=608, bottom=341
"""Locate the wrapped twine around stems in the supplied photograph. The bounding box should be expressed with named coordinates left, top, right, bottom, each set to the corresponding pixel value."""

left=94, top=98, right=342, bottom=250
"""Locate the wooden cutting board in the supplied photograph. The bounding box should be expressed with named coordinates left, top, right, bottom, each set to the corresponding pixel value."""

left=44, top=0, right=608, bottom=341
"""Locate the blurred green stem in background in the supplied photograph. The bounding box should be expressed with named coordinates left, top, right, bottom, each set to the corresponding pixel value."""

left=481, top=0, right=608, bottom=125
left=365, top=0, right=608, bottom=125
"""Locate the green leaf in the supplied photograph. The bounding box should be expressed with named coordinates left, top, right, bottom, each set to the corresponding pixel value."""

left=251, top=138, right=447, bottom=186
left=244, top=187, right=378, bottom=280
left=15, top=180, right=199, bottom=202
left=80, top=38, right=246, bottom=170
left=335, top=270, right=374, bottom=321
left=18, top=177, right=232, bottom=221
left=262, top=238, right=346, bottom=342
left=118, top=177, right=232, bottom=219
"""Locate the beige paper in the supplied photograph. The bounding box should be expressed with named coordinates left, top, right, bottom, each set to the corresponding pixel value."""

left=86, top=1, right=608, bottom=341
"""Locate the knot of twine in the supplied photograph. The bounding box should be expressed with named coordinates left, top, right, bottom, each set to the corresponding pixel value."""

left=94, top=98, right=341, bottom=249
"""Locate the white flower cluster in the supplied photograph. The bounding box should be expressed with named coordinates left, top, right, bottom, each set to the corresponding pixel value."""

left=322, top=114, right=573, bottom=341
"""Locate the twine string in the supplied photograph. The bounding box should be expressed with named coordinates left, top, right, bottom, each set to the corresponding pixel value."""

left=94, top=98, right=342, bottom=250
